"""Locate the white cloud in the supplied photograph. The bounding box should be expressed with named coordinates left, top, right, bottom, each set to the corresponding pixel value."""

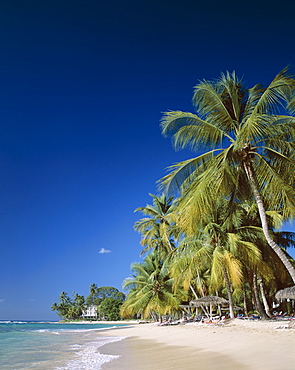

left=0, top=299, right=5, bottom=303
left=98, top=248, right=111, bottom=254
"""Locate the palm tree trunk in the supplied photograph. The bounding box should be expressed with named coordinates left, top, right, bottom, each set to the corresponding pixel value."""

left=243, top=285, right=249, bottom=317
left=243, top=162, right=295, bottom=283
left=215, top=291, right=222, bottom=316
left=259, top=278, right=272, bottom=318
left=189, top=285, right=200, bottom=317
left=197, top=270, right=205, bottom=296
left=189, top=284, right=198, bottom=299
left=252, top=272, right=268, bottom=319
left=223, top=267, right=235, bottom=318
left=167, top=239, right=174, bottom=252
left=189, top=285, right=210, bottom=317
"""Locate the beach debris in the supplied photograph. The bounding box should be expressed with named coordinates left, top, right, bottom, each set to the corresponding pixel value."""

left=274, top=321, right=295, bottom=330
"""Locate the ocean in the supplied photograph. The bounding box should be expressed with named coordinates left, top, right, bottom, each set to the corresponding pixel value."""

left=0, top=321, right=128, bottom=369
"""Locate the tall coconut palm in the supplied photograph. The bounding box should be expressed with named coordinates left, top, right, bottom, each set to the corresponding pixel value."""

left=51, top=302, right=59, bottom=314
left=134, top=193, right=177, bottom=256
left=160, top=69, right=295, bottom=282
left=226, top=201, right=295, bottom=317
left=89, top=283, right=98, bottom=305
left=59, top=291, right=70, bottom=304
left=238, top=202, right=295, bottom=289
left=54, top=292, right=72, bottom=319
left=169, top=237, right=210, bottom=299
left=73, top=293, right=86, bottom=318
left=120, top=251, right=182, bottom=320
left=172, top=199, right=262, bottom=318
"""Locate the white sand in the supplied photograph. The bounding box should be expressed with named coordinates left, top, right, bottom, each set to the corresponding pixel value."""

left=99, top=319, right=295, bottom=370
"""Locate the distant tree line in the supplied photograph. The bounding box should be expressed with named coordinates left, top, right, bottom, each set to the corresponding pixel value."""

left=51, top=285, right=125, bottom=321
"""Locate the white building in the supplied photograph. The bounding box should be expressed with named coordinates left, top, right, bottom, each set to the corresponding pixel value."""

left=82, top=305, right=97, bottom=319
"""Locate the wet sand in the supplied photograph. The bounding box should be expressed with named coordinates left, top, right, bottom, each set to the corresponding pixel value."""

left=99, top=320, right=295, bottom=370
left=102, top=336, right=246, bottom=369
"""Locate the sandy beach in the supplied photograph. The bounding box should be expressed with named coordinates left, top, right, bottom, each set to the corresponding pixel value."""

left=98, top=319, right=295, bottom=370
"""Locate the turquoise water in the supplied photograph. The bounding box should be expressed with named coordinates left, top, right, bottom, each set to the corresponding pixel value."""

left=0, top=321, right=127, bottom=369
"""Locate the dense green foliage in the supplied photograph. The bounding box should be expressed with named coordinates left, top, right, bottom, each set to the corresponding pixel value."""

left=122, top=70, right=295, bottom=321
left=51, top=292, right=85, bottom=320
left=85, top=286, right=125, bottom=306
left=51, top=285, right=125, bottom=321
left=99, top=298, right=124, bottom=321
left=121, top=251, right=186, bottom=320
left=160, top=68, right=295, bottom=282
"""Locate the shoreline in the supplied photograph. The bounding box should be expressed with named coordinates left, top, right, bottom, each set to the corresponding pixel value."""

left=97, top=319, right=295, bottom=369
left=62, top=320, right=141, bottom=325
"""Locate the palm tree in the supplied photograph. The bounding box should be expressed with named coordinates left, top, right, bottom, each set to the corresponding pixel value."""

left=171, top=200, right=262, bottom=318
left=51, top=302, right=59, bottom=314
left=53, top=291, right=72, bottom=319
left=169, top=238, right=209, bottom=299
left=89, top=283, right=98, bottom=305
left=160, top=69, right=295, bottom=282
left=73, top=293, right=85, bottom=318
left=238, top=202, right=295, bottom=288
left=134, top=193, right=177, bottom=256
left=120, top=251, right=182, bottom=320
left=59, top=291, right=70, bottom=304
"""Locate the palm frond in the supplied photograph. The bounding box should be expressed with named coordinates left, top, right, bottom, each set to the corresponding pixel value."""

left=251, top=68, right=295, bottom=116
left=161, top=111, right=233, bottom=151
left=192, top=80, right=235, bottom=132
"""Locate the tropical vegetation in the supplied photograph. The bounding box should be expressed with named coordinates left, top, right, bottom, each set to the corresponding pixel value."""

left=121, top=69, right=295, bottom=321
left=51, top=285, right=125, bottom=321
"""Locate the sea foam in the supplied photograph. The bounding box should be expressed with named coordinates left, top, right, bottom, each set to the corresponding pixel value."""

left=55, top=336, right=126, bottom=370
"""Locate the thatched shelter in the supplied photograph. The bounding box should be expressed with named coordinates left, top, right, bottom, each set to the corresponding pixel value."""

left=189, top=296, right=228, bottom=307
left=189, top=296, right=229, bottom=318
left=275, top=286, right=295, bottom=300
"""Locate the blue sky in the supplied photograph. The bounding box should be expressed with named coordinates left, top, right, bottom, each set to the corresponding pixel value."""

left=1, top=0, right=295, bottom=320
